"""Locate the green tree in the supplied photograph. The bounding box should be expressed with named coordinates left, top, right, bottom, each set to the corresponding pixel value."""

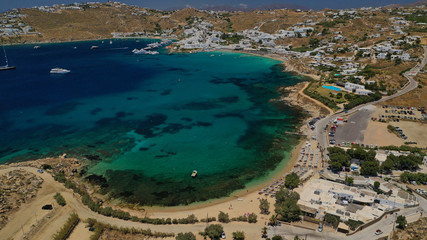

left=42, top=164, right=52, bottom=170
left=374, top=181, right=380, bottom=190
left=176, top=232, right=196, bottom=240
left=345, top=177, right=354, bottom=186
left=248, top=213, right=257, bottom=223
left=324, top=213, right=340, bottom=228
left=205, top=224, right=224, bottom=239
left=327, top=147, right=351, bottom=171
left=381, top=158, right=394, bottom=174
left=360, top=160, right=380, bottom=176
left=275, top=188, right=300, bottom=204
left=269, top=215, right=278, bottom=226
left=294, top=236, right=301, bottom=240
left=309, top=38, right=320, bottom=48
left=275, top=198, right=301, bottom=222
left=54, top=193, right=66, bottom=206
left=218, top=211, right=230, bottom=223
left=259, top=198, right=270, bottom=214
left=396, top=215, right=407, bottom=229
left=285, top=173, right=300, bottom=189
left=272, top=236, right=283, bottom=240
left=395, top=58, right=402, bottom=65
left=232, top=231, right=245, bottom=240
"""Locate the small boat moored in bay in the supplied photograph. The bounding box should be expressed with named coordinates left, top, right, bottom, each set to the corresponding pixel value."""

left=191, top=170, right=198, bottom=178
left=50, top=68, right=71, bottom=74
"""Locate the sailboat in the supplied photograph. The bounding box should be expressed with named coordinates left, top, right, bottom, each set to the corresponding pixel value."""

left=0, top=46, right=16, bottom=71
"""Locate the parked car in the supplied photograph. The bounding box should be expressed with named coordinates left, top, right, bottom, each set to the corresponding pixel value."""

left=42, top=204, right=53, bottom=210
left=318, top=224, right=323, bottom=232
left=221, top=232, right=226, bottom=239
left=375, top=229, right=383, bottom=235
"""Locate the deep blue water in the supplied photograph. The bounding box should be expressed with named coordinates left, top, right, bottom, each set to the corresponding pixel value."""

left=0, top=39, right=304, bottom=205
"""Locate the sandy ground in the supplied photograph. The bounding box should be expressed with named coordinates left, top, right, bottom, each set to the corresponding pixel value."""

left=68, top=221, right=92, bottom=240
left=363, top=121, right=404, bottom=147
left=389, top=121, right=427, bottom=148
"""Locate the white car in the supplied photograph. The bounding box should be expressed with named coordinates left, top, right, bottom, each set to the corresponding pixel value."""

left=375, top=229, right=383, bottom=235
left=221, top=232, right=226, bottom=239
left=318, top=224, right=323, bottom=232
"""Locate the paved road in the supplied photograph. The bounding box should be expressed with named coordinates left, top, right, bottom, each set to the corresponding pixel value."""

left=313, top=46, right=427, bottom=154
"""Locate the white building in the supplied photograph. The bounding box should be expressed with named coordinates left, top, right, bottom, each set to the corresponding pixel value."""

left=355, top=89, right=372, bottom=95
left=345, top=82, right=365, bottom=91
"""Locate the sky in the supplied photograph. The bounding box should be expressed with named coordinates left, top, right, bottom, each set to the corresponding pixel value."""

left=0, top=0, right=419, bottom=13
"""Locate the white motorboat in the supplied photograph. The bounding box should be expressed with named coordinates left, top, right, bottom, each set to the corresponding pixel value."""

left=50, top=68, right=71, bottom=74
left=191, top=170, right=198, bottom=178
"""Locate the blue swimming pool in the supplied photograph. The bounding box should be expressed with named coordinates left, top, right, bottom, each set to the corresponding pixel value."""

left=322, top=85, right=341, bottom=91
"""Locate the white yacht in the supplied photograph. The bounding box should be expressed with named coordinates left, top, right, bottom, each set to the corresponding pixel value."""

left=50, top=68, right=71, bottom=74
left=191, top=170, right=198, bottom=178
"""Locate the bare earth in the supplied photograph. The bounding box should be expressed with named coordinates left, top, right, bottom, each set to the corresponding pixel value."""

left=389, top=121, right=427, bottom=148
left=364, top=121, right=404, bottom=147
left=68, top=222, right=92, bottom=240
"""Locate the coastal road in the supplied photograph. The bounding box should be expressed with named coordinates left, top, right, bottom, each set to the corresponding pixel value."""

left=313, top=46, right=427, bottom=153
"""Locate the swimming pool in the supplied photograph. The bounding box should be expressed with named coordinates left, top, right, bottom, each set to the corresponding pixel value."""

left=322, top=85, right=341, bottom=91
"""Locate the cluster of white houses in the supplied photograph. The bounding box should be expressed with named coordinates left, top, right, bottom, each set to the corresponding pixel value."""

left=0, top=11, right=38, bottom=37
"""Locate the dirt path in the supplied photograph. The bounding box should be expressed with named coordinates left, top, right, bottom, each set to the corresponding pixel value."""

left=298, top=82, right=333, bottom=115
left=68, top=221, right=92, bottom=240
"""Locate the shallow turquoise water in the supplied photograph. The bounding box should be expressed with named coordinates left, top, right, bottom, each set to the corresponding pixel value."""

left=0, top=39, right=304, bottom=205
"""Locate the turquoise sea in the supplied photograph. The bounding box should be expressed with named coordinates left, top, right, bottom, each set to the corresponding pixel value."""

left=0, top=39, right=304, bottom=206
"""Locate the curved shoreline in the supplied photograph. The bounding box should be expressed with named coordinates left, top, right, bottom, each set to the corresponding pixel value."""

left=0, top=40, right=321, bottom=214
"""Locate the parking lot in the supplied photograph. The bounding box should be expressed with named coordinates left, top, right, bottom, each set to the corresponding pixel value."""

left=330, top=107, right=374, bottom=146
